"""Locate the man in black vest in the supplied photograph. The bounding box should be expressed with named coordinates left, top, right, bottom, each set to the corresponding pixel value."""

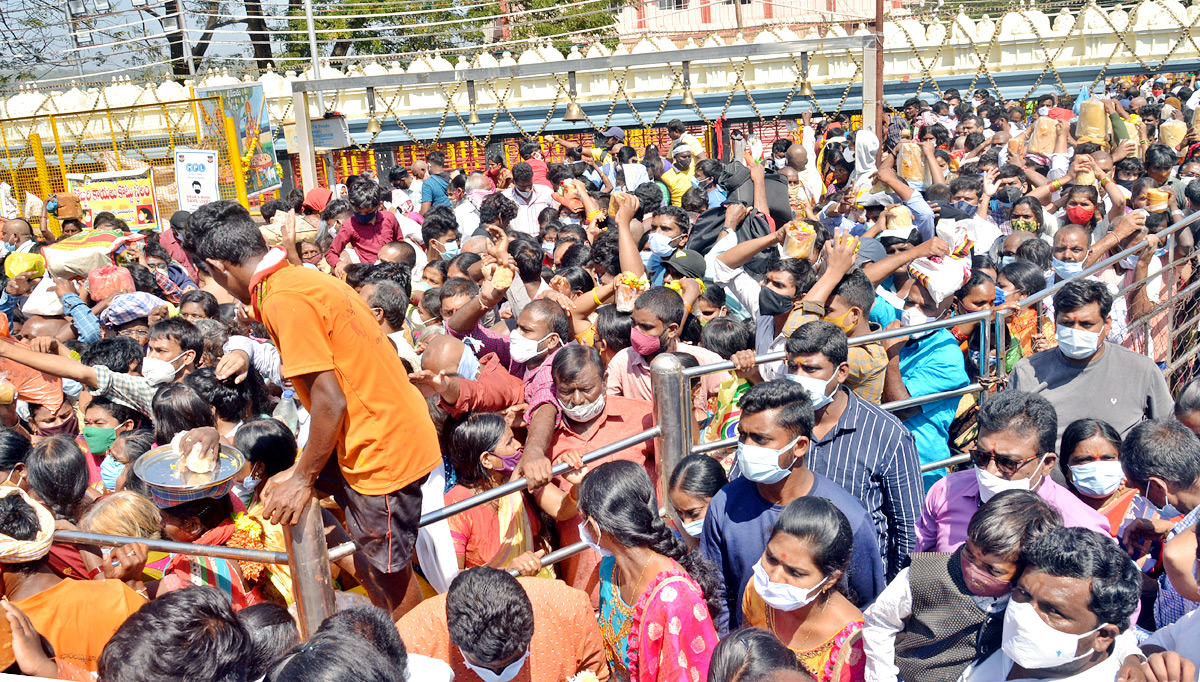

left=862, top=489, right=1062, bottom=682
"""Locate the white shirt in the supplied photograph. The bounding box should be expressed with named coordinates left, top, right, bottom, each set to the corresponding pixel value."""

left=407, top=654, right=455, bottom=682
left=408, top=179, right=424, bottom=204
left=1141, top=602, right=1200, bottom=679
left=454, top=200, right=481, bottom=236
left=957, top=631, right=1140, bottom=682
left=711, top=257, right=788, bottom=381
left=502, top=185, right=556, bottom=237
left=391, top=187, right=417, bottom=215
left=863, top=567, right=1008, bottom=682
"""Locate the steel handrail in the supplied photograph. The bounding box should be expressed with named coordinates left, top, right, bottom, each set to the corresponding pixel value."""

left=53, top=529, right=358, bottom=564
left=679, top=311, right=995, bottom=380
left=508, top=542, right=588, bottom=577
left=1004, top=212, right=1200, bottom=315
left=419, top=427, right=661, bottom=527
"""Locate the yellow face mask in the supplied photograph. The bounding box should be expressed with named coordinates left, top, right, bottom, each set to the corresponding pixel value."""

left=823, top=307, right=859, bottom=334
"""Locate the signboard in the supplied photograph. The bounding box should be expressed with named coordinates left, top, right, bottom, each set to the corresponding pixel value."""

left=283, top=116, right=352, bottom=152
left=65, top=168, right=158, bottom=229
left=196, top=82, right=282, bottom=199
left=174, top=149, right=220, bottom=212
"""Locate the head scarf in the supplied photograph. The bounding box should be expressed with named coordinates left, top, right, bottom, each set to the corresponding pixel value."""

left=301, top=188, right=333, bottom=214
left=0, top=487, right=54, bottom=563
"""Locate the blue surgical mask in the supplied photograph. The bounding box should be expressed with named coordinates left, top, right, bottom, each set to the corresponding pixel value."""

left=993, top=287, right=1007, bottom=305
left=100, top=455, right=125, bottom=492
left=999, top=255, right=1016, bottom=268
left=1069, top=460, right=1125, bottom=498
left=541, top=241, right=555, bottom=257
left=458, top=345, right=481, bottom=381
left=682, top=517, right=705, bottom=538
left=646, top=232, right=677, bottom=258
left=441, top=240, right=460, bottom=260
left=232, top=475, right=260, bottom=507
left=0, top=242, right=13, bottom=254
left=1051, top=257, right=1084, bottom=280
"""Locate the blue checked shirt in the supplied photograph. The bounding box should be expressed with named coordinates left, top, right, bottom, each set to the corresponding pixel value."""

left=62, top=293, right=101, bottom=344
left=806, top=387, right=924, bottom=578
left=1155, top=505, right=1200, bottom=628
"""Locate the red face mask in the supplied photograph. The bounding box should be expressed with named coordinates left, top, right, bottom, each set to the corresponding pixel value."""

left=959, top=552, right=1012, bottom=598
left=629, top=326, right=663, bottom=357
left=1066, top=205, right=1095, bottom=225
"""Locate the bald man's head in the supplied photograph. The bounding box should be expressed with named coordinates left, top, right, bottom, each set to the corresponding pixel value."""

left=1089, top=150, right=1114, bottom=173
left=377, top=241, right=416, bottom=269
left=786, top=144, right=808, bottom=172
left=18, top=315, right=69, bottom=341
left=410, top=160, right=429, bottom=180
left=420, top=333, right=466, bottom=377
left=2, top=219, right=32, bottom=248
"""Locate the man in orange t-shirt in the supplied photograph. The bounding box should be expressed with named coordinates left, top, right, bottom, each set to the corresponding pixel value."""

left=178, top=201, right=441, bottom=618
left=397, top=568, right=609, bottom=682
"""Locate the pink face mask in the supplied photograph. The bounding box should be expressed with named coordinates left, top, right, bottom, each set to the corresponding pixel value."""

left=959, top=551, right=1012, bottom=598
left=629, top=327, right=663, bottom=357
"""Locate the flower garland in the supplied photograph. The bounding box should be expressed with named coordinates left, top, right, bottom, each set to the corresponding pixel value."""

left=227, top=512, right=267, bottom=582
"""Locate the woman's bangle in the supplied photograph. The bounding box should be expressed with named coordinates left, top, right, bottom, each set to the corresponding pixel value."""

left=592, top=290, right=604, bottom=306
left=1049, top=178, right=1062, bottom=192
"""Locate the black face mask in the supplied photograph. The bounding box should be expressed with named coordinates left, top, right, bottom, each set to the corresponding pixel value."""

left=1116, top=178, right=1135, bottom=190
left=758, top=287, right=795, bottom=317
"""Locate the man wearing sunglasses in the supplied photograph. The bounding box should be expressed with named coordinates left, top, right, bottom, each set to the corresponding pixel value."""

left=914, top=390, right=1111, bottom=553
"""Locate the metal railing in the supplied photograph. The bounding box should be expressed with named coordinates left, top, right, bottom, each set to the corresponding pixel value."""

left=54, top=499, right=339, bottom=639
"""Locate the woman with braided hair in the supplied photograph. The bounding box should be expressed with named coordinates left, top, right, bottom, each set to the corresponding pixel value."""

left=578, top=460, right=721, bottom=682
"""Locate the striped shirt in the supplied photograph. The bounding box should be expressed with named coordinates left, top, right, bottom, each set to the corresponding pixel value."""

left=807, top=387, right=923, bottom=578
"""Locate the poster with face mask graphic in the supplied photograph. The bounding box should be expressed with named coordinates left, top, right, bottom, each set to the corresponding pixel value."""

left=174, top=149, right=220, bottom=212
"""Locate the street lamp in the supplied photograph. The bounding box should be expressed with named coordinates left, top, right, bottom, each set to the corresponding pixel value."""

left=67, top=0, right=86, bottom=15
left=92, top=0, right=111, bottom=12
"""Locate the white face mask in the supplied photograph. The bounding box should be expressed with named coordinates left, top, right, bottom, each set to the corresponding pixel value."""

left=1038, top=106, right=1050, bottom=116
left=682, top=517, right=705, bottom=538
left=786, top=373, right=836, bottom=410
left=579, top=519, right=614, bottom=557
left=562, top=394, right=606, bottom=423
left=736, top=436, right=801, bottom=485
left=1056, top=325, right=1101, bottom=360
left=461, top=649, right=530, bottom=682
left=1001, top=599, right=1102, bottom=670
left=901, top=306, right=941, bottom=340
left=752, top=560, right=828, bottom=611
left=975, top=457, right=1046, bottom=503
left=232, top=475, right=260, bottom=507
left=509, top=330, right=552, bottom=364
left=141, top=353, right=186, bottom=385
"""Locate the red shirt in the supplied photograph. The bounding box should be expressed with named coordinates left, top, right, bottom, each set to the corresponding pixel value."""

left=527, top=158, right=553, bottom=188
left=443, top=352, right=524, bottom=416
left=324, top=210, right=400, bottom=266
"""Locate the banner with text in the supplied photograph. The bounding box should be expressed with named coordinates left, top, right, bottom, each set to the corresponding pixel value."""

left=65, top=169, right=159, bottom=229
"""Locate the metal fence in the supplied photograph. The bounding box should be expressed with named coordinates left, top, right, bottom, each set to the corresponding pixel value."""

left=0, top=96, right=244, bottom=231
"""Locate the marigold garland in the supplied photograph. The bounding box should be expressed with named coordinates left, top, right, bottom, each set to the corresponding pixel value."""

left=228, top=512, right=267, bottom=583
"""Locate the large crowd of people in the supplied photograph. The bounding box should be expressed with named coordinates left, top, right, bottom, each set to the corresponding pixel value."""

left=0, top=72, right=1197, bottom=682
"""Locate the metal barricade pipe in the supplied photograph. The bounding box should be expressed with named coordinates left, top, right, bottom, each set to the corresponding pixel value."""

left=921, top=453, right=971, bottom=473
left=54, top=529, right=291, bottom=564
left=419, top=427, right=661, bottom=528
left=652, top=353, right=692, bottom=524
left=508, top=542, right=588, bottom=577
left=287, top=498, right=336, bottom=640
